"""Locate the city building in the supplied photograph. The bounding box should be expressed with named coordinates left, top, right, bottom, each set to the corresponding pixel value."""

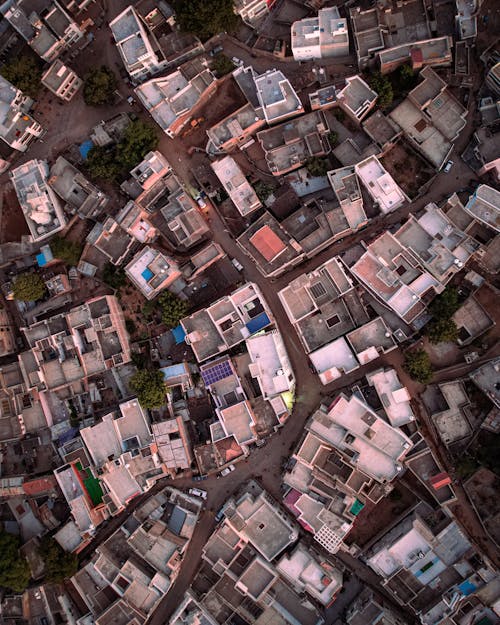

left=41, top=59, right=82, bottom=100
left=125, top=246, right=183, bottom=300
left=254, top=68, right=304, bottom=125
left=389, top=67, right=468, bottom=169
left=365, top=503, right=489, bottom=624
left=346, top=588, right=405, bottom=625
left=10, top=159, right=66, bottom=242
left=236, top=213, right=304, bottom=277
left=257, top=110, right=330, bottom=176
left=0, top=74, right=43, bottom=152
left=462, top=126, right=500, bottom=181
left=1, top=0, right=84, bottom=62
left=463, top=184, right=500, bottom=233
left=109, top=5, right=164, bottom=81
left=86, top=216, right=135, bottom=266
left=206, top=103, right=266, bottom=153
left=292, top=7, right=349, bottom=61
left=151, top=418, right=193, bottom=474
left=469, top=357, right=500, bottom=408
left=349, top=0, right=452, bottom=73
left=328, top=166, right=368, bottom=230
left=234, top=0, right=275, bottom=27
left=116, top=201, right=157, bottom=244
left=336, top=75, right=378, bottom=123
left=354, top=155, right=408, bottom=213
left=485, top=61, right=500, bottom=96
left=421, top=381, right=474, bottom=446
left=135, top=57, right=217, bottom=137
left=181, top=282, right=273, bottom=362
left=366, top=367, right=415, bottom=427
left=49, top=156, right=109, bottom=219
left=246, top=330, right=295, bottom=402
left=211, top=155, right=262, bottom=217
left=456, top=0, right=477, bottom=40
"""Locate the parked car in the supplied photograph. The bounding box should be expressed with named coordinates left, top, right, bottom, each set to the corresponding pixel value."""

left=127, top=96, right=135, bottom=105
left=443, top=160, right=454, bottom=173
left=231, top=57, right=244, bottom=67
left=231, top=258, right=244, bottom=272
left=215, top=505, right=227, bottom=522
left=188, top=487, right=207, bottom=499
left=209, top=45, right=224, bottom=57
left=193, top=474, right=208, bottom=481
left=219, top=464, right=236, bottom=477
left=196, top=195, right=207, bottom=208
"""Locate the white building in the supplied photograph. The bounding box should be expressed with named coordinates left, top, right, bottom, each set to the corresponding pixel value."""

left=253, top=68, right=304, bottom=124
left=246, top=330, right=295, bottom=400
left=355, top=155, right=408, bottom=213
left=211, top=156, right=262, bottom=217
left=234, top=0, right=273, bottom=27
left=110, top=6, right=164, bottom=82
left=10, top=159, right=66, bottom=242
left=292, top=7, right=349, bottom=61
left=366, top=368, right=415, bottom=427
left=0, top=75, right=43, bottom=152
left=41, top=60, right=82, bottom=101
left=125, top=246, right=182, bottom=300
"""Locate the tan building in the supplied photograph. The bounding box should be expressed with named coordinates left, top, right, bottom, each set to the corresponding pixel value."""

left=42, top=60, right=82, bottom=101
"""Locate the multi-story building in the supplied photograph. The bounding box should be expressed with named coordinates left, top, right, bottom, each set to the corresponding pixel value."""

left=211, top=155, right=262, bottom=217
left=292, top=7, right=349, bottom=61
left=354, top=155, right=408, bottom=213
left=109, top=5, right=165, bottom=81
left=485, top=61, right=500, bottom=96
left=181, top=282, right=273, bottom=362
left=135, top=57, right=217, bottom=137
left=41, top=59, right=82, bottom=100
left=10, top=159, right=66, bottom=242
left=0, top=75, right=43, bottom=152
left=234, top=0, right=275, bottom=27
left=2, top=0, right=84, bottom=62
left=125, top=245, right=183, bottom=300
left=253, top=68, right=304, bottom=125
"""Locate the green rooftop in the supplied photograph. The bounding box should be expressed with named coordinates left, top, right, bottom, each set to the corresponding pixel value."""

left=350, top=499, right=365, bottom=516
left=76, top=461, right=103, bottom=506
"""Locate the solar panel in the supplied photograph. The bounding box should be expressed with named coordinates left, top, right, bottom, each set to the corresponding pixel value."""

left=201, top=360, right=233, bottom=387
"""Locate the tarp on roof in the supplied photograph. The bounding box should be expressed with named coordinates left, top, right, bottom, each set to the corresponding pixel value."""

left=79, top=140, right=94, bottom=160
left=246, top=311, right=271, bottom=334
left=172, top=325, right=186, bottom=344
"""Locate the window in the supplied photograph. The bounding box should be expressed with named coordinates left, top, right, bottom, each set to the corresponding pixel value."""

left=326, top=315, right=340, bottom=328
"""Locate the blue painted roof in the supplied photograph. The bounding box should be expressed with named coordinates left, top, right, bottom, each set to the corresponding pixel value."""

left=36, top=253, right=47, bottom=267
left=161, top=363, right=187, bottom=380
left=246, top=311, right=271, bottom=334
left=172, top=325, right=186, bottom=344
left=458, top=580, right=476, bottom=596
left=79, top=140, right=94, bottom=160
left=141, top=267, right=154, bottom=281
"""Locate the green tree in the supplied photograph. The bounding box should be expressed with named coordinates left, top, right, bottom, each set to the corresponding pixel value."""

left=38, top=536, right=78, bottom=583
left=50, top=236, right=82, bottom=266
left=404, top=349, right=433, bottom=384
left=395, top=63, right=417, bottom=92
left=12, top=273, right=46, bottom=302
left=1, top=55, right=42, bottom=98
left=102, top=262, right=127, bottom=289
left=172, top=0, right=238, bottom=40
left=0, top=529, right=30, bottom=592
left=83, top=66, right=117, bottom=106
left=86, top=145, right=122, bottom=181
left=327, top=131, right=338, bottom=146
left=130, top=368, right=166, bottom=408
left=116, top=120, right=158, bottom=171
left=157, top=291, right=188, bottom=328
left=368, top=72, right=393, bottom=108
left=427, top=318, right=458, bottom=344
left=305, top=157, right=330, bottom=177
left=254, top=180, right=273, bottom=203
left=211, top=54, right=235, bottom=76
left=428, top=286, right=460, bottom=319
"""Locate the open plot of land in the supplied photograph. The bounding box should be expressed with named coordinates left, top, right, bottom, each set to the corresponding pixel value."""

left=380, top=141, right=434, bottom=199
left=1, top=187, right=30, bottom=243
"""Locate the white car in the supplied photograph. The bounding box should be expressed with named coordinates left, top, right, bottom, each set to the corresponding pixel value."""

left=219, top=464, right=236, bottom=477
left=231, top=57, right=244, bottom=67
left=443, top=160, right=454, bottom=173
left=231, top=258, right=244, bottom=272
left=188, top=488, right=207, bottom=500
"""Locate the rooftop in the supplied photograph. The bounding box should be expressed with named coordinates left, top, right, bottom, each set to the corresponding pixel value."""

left=246, top=330, right=294, bottom=399
left=211, top=156, right=262, bottom=217
left=366, top=367, right=415, bottom=427
left=125, top=246, right=181, bottom=299
left=308, top=394, right=413, bottom=482
left=10, top=159, right=66, bottom=242
left=346, top=317, right=396, bottom=364
left=464, top=184, right=500, bottom=233
left=254, top=68, right=303, bottom=124
left=469, top=358, right=500, bottom=408
left=355, top=155, right=407, bottom=213
left=309, top=337, right=359, bottom=384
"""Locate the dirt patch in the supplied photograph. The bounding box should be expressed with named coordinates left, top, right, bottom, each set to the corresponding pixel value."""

left=465, top=468, right=500, bottom=545
left=346, top=482, right=417, bottom=548
left=1, top=187, right=29, bottom=243
left=381, top=141, right=434, bottom=198
left=423, top=336, right=462, bottom=368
